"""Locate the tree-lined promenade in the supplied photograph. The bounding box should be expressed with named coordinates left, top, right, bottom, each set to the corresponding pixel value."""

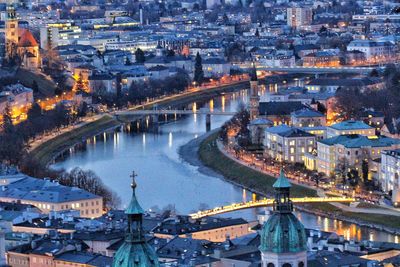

left=198, top=131, right=400, bottom=230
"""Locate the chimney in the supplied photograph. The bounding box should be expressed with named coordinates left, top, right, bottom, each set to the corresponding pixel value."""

left=31, top=240, right=37, bottom=249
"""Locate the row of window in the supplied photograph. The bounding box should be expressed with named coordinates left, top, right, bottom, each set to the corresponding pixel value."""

left=80, top=208, right=100, bottom=215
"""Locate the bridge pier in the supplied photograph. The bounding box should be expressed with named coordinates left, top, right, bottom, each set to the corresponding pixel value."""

left=206, top=114, right=211, bottom=132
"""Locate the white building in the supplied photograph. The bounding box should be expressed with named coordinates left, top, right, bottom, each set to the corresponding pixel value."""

left=287, top=7, right=313, bottom=28
left=264, top=124, right=316, bottom=163
left=105, top=40, right=158, bottom=53
left=380, top=150, right=400, bottom=194
left=40, top=23, right=81, bottom=49
left=259, top=54, right=296, bottom=68
left=316, top=135, right=400, bottom=176
left=202, top=58, right=231, bottom=78
left=347, top=40, right=396, bottom=63
left=327, top=120, right=375, bottom=138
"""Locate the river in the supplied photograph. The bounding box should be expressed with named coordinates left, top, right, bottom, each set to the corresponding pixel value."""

left=53, top=80, right=399, bottom=243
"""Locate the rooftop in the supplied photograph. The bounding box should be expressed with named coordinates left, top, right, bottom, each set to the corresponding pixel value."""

left=329, top=120, right=373, bottom=131
left=319, top=134, right=400, bottom=148
left=0, top=176, right=100, bottom=203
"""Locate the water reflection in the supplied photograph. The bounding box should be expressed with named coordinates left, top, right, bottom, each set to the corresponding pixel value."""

left=53, top=81, right=399, bottom=243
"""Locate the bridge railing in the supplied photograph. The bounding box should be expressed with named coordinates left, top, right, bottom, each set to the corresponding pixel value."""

left=189, top=197, right=355, bottom=219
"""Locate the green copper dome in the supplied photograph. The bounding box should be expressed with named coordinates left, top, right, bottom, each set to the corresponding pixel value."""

left=113, top=242, right=160, bottom=267
left=273, top=169, right=292, bottom=189
left=259, top=213, right=307, bottom=253
left=259, top=169, right=307, bottom=254
left=112, top=172, right=160, bottom=267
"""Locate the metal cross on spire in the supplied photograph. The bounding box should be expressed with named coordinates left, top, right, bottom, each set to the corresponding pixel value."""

left=130, top=171, right=138, bottom=189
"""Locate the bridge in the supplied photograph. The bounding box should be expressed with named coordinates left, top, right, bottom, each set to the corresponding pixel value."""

left=115, top=109, right=236, bottom=116
left=236, top=64, right=375, bottom=75
left=189, top=196, right=356, bottom=219
left=115, top=109, right=236, bottom=130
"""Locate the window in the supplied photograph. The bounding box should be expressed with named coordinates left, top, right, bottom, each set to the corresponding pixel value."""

left=298, top=262, right=304, bottom=267
left=282, top=264, right=292, bottom=267
left=267, top=263, right=275, bottom=267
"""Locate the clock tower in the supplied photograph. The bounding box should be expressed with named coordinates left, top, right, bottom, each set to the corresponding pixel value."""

left=5, top=4, right=18, bottom=60
left=249, top=64, right=259, bottom=120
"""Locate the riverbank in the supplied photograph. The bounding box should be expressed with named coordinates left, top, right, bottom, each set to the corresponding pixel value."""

left=188, top=131, right=400, bottom=233
left=28, top=72, right=308, bottom=167
left=30, top=115, right=121, bottom=166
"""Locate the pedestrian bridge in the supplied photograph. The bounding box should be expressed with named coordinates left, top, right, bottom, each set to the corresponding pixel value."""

left=115, top=109, right=236, bottom=116
left=237, top=64, right=375, bottom=75
left=189, top=196, right=356, bottom=219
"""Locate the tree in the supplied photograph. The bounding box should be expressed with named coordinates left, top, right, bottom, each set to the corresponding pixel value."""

left=60, top=168, right=121, bottom=209
left=27, top=103, right=42, bottom=120
left=255, top=28, right=260, bottom=37
left=194, top=52, right=204, bottom=85
left=0, top=106, right=25, bottom=164
left=361, top=159, right=369, bottom=185
left=335, top=157, right=350, bottom=193
left=166, top=49, right=175, bottom=57
left=369, top=68, right=379, bottom=77
left=135, top=48, right=145, bottom=63
left=31, top=81, right=39, bottom=93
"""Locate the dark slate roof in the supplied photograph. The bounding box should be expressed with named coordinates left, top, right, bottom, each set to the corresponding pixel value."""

left=266, top=125, right=314, bottom=138
left=14, top=217, right=78, bottom=231
left=89, top=73, right=114, bottom=80
left=259, top=101, right=307, bottom=116
left=74, top=230, right=125, bottom=241
left=56, top=44, right=96, bottom=52
left=203, top=57, right=228, bottom=64
left=291, top=108, right=324, bottom=118
left=148, top=65, right=169, bottom=71
left=55, top=252, right=113, bottom=266
left=307, top=250, right=370, bottom=267
left=152, top=215, right=248, bottom=235
left=294, top=44, right=320, bottom=52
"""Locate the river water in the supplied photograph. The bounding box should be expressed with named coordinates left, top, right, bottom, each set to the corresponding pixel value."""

left=53, top=80, right=399, bottom=243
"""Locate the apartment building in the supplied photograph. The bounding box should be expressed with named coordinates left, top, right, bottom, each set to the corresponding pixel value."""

left=264, top=124, right=316, bottom=163
left=327, top=120, right=375, bottom=138
left=287, top=7, right=313, bottom=28
left=0, top=176, right=103, bottom=218
left=317, top=135, right=400, bottom=176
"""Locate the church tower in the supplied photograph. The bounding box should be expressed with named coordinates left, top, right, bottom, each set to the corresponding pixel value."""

left=249, top=64, right=259, bottom=120
left=259, top=169, right=308, bottom=267
left=5, top=4, right=18, bottom=60
left=112, top=172, right=160, bottom=267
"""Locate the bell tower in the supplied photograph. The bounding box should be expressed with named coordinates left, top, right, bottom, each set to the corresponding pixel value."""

left=260, top=169, right=308, bottom=267
left=249, top=63, right=259, bottom=120
left=5, top=4, right=18, bottom=60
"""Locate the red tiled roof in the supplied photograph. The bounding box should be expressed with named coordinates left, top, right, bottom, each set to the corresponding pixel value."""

left=18, top=29, right=38, bottom=48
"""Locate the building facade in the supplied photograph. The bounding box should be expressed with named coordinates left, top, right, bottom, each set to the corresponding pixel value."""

left=287, top=7, right=313, bottom=28
left=264, top=125, right=316, bottom=163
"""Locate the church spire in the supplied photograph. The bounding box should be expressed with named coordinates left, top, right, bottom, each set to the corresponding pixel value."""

left=125, top=171, right=145, bottom=243
left=250, top=61, right=258, bottom=81
left=125, top=171, right=144, bottom=215
left=272, top=169, right=293, bottom=213
left=112, top=172, right=160, bottom=267
left=6, top=4, right=16, bottom=20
